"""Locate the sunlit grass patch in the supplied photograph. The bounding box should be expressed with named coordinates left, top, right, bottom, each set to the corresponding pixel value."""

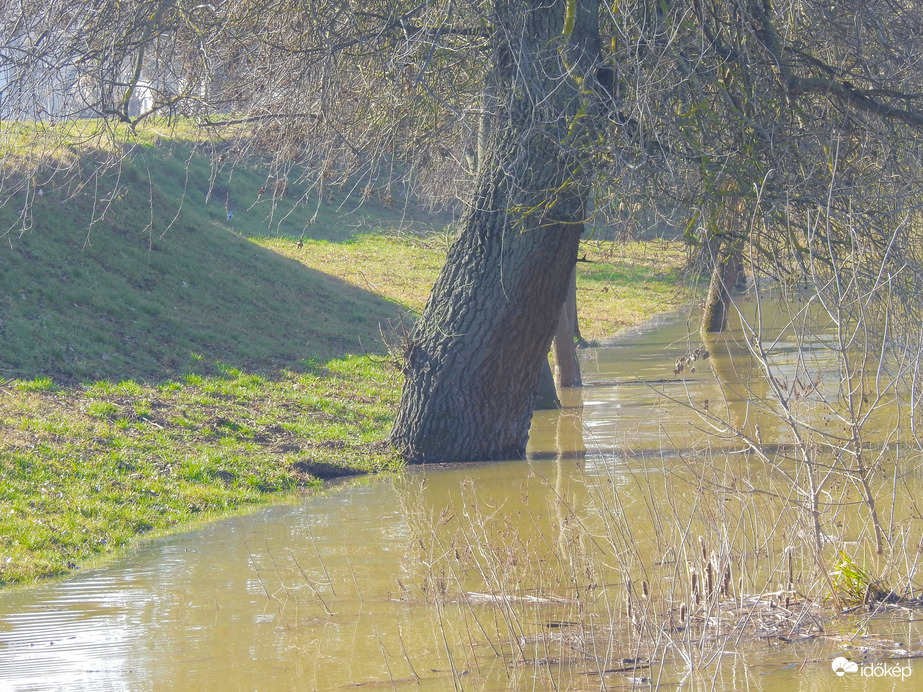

left=87, top=401, right=120, bottom=419
left=576, top=238, right=690, bottom=341
left=830, top=552, right=893, bottom=606
left=0, top=117, right=215, bottom=170
left=0, top=354, right=405, bottom=585
left=256, top=233, right=692, bottom=340
left=13, top=377, right=57, bottom=392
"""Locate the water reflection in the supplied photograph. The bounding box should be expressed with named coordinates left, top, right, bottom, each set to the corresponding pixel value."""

left=1, top=307, right=921, bottom=691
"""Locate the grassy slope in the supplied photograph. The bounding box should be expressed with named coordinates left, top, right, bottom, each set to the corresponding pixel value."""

left=0, top=137, right=424, bottom=584
left=0, top=139, right=423, bottom=383
left=0, top=131, right=688, bottom=586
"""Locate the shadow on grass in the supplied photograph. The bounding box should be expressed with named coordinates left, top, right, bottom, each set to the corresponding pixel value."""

left=0, top=143, right=411, bottom=385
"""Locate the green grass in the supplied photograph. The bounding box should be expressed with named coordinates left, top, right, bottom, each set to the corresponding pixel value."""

left=829, top=552, right=892, bottom=606
left=0, top=126, right=421, bottom=584
left=0, top=123, right=690, bottom=586
left=575, top=238, right=689, bottom=341
left=0, top=135, right=429, bottom=384
left=254, top=232, right=688, bottom=343
left=0, top=358, right=402, bottom=583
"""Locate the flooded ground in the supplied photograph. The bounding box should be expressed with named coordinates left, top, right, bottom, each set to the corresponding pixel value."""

left=1, top=302, right=921, bottom=690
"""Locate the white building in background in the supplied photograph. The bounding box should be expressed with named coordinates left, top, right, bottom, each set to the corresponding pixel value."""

left=0, top=32, right=189, bottom=122
left=129, top=81, right=156, bottom=118
left=0, top=44, right=76, bottom=120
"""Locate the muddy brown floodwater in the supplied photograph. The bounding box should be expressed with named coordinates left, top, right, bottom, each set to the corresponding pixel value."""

left=2, top=302, right=922, bottom=691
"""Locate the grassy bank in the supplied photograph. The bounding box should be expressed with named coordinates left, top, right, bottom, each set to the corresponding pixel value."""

left=0, top=129, right=689, bottom=586
left=255, top=233, right=688, bottom=342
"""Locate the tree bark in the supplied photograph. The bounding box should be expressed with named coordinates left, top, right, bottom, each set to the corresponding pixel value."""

left=389, top=0, right=601, bottom=463
left=553, top=265, right=582, bottom=387
left=535, top=357, right=562, bottom=410
left=701, top=241, right=743, bottom=334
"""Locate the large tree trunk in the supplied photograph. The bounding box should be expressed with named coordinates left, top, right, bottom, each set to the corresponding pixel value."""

left=389, top=0, right=601, bottom=463
left=390, top=181, right=584, bottom=462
